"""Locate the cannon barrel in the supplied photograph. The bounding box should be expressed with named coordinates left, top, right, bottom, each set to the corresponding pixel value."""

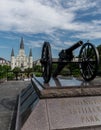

left=59, top=40, right=84, bottom=61
left=65, top=40, right=83, bottom=52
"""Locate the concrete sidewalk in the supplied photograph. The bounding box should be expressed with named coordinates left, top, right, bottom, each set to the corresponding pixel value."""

left=0, top=80, right=30, bottom=130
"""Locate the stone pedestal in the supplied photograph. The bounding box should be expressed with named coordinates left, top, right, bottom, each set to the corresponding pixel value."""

left=16, top=76, right=101, bottom=130
left=32, top=76, right=101, bottom=98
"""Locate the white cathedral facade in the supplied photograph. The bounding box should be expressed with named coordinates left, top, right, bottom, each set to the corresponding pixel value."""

left=11, top=37, right=33, bottom=70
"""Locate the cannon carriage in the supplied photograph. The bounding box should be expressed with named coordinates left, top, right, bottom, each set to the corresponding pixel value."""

left=40, top=41, right=99, bottom=83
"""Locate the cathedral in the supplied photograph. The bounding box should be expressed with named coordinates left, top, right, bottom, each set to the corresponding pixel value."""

left=11, top=37, right=33, bottom=70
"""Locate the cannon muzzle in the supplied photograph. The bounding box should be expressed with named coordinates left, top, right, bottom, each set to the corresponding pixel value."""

left=65, top=40, right=83, bottom=52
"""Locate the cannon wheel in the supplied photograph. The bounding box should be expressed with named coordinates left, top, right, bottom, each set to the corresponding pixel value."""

left=41, top=42, right=52, bottom=83
left=79, top=42, right=99, bottom=81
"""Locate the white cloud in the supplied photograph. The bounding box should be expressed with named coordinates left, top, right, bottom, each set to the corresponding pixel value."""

left=73, top=31, right=101, bottom=40
left=92, top=20, right=101, bottom=24
left=66, top=0, right=97, bottom=11
left=0, top=0, right=74, bottom=33
left=71, top=19, right=101, bottom=40
left=0, top=0, right=101, bottom=42
left=64, top=41, right=76, bottom=46
left=25, top=40, right=44, bottom=48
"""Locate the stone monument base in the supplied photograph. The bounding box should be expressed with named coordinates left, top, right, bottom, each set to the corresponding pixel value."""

left=15, top=76, right=101, bottom=130
left=32, top=76, right=101, bottom=98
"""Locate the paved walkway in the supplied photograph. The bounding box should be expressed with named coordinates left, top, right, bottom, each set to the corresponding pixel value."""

left=0, top=80, right=30, bottom=130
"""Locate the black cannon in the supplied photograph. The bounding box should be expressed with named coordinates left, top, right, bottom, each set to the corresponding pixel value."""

left=40, top=41, right=99, bottom=83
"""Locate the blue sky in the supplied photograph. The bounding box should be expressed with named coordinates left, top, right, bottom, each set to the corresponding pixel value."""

left=0, top=0, right=101, bottom=61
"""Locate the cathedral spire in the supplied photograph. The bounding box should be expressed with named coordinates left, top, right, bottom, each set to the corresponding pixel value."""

left=29, top=48, right=32, bottom=56
left=11, top=48, right=14, bottom=56
left=20, top=37, right=24, bottom=49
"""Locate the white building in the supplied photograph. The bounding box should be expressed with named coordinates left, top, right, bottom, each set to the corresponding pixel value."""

left=0, top=57, right=10, bottom=66
left=11, top=37, right=33, bottom=70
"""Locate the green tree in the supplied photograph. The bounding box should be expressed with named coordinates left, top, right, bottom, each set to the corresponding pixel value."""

left=0, top=65, right=11, bottom=79
left=34, top=65, right=41, bottom=72
left=13, top=67, right=21, bottom=80
left=33, top=65, right=42, bottom=77
left=0, top=65, right=3, bottom=79
left=25, top=68, right=33, bottom=78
